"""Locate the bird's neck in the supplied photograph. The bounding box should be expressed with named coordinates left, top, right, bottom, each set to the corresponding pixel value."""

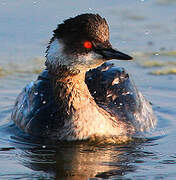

left=53, top=71, right=93, bottom=110
left=51, top=70, right=128, bottom=140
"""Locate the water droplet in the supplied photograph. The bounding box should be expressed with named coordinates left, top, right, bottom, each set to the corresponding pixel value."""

left=42, top=101, right=46, bottom=104
left=89, top=8, right=92, bottom=10
left=93, top=91, right=96, bottom=94
left=155, top=53, right=159, bottom=56
left=145, top=30, right=150, bottom=35
left=119, top=103, right=123, bottom=106
left=34, top=92, right=38, bottom=95
left=42, top=145, right=46, bottom=148
left=122, top=91, right=131, bottom=96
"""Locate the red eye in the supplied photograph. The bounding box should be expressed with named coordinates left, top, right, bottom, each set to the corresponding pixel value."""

left=83, top=41, right=92, bottom=49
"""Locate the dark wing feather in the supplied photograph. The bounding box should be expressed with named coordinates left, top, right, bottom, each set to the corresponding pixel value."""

left=11, top=70, right=62, bottom=137
left=86, top=62, right=157, bottom=131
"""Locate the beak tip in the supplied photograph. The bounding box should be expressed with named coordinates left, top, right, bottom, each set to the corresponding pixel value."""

left=94, top=46, right=133, bottom=61
left=119, top=54, right=133, bottom=61
left=127, top=55, right=133, bottom=60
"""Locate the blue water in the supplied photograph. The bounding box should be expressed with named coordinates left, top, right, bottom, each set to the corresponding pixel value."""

left=0, top=0, right=176, bottom=179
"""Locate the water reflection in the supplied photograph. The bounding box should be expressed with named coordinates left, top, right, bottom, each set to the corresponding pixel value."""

left=13, top=138, right=155, bottom=180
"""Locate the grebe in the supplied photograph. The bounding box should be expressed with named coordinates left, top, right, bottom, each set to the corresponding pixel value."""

left=11, top=14, right=157, bottom=141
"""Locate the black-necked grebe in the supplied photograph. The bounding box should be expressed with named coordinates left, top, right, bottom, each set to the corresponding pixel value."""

left=11, top=14, right=157, bottom=141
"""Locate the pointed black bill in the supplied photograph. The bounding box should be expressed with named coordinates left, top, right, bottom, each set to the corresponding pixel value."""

left=94, top=47, right=133, bottom=60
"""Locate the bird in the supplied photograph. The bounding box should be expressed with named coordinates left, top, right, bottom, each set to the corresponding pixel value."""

left=11, top=13, right=157, bottom=142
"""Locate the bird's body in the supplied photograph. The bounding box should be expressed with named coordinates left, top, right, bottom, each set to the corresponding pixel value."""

left=11, top=14, right=157, bottom=141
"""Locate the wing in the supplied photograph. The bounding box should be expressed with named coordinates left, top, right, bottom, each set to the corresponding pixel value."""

left=85, top=62, right=157, bottom=132
left=11, top=70, right=63, bottom=137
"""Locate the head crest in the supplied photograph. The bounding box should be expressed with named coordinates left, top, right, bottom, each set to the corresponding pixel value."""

left=53, top=13, right=109, bottom=43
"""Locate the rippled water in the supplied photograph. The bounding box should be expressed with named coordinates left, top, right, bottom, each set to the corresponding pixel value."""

left=0, top=0, right=176, bottom=179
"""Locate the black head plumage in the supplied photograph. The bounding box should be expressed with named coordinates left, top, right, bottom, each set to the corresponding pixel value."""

left=54, top=13, right=109, bottom=42
left=52, top=14, right=110, bottom=54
